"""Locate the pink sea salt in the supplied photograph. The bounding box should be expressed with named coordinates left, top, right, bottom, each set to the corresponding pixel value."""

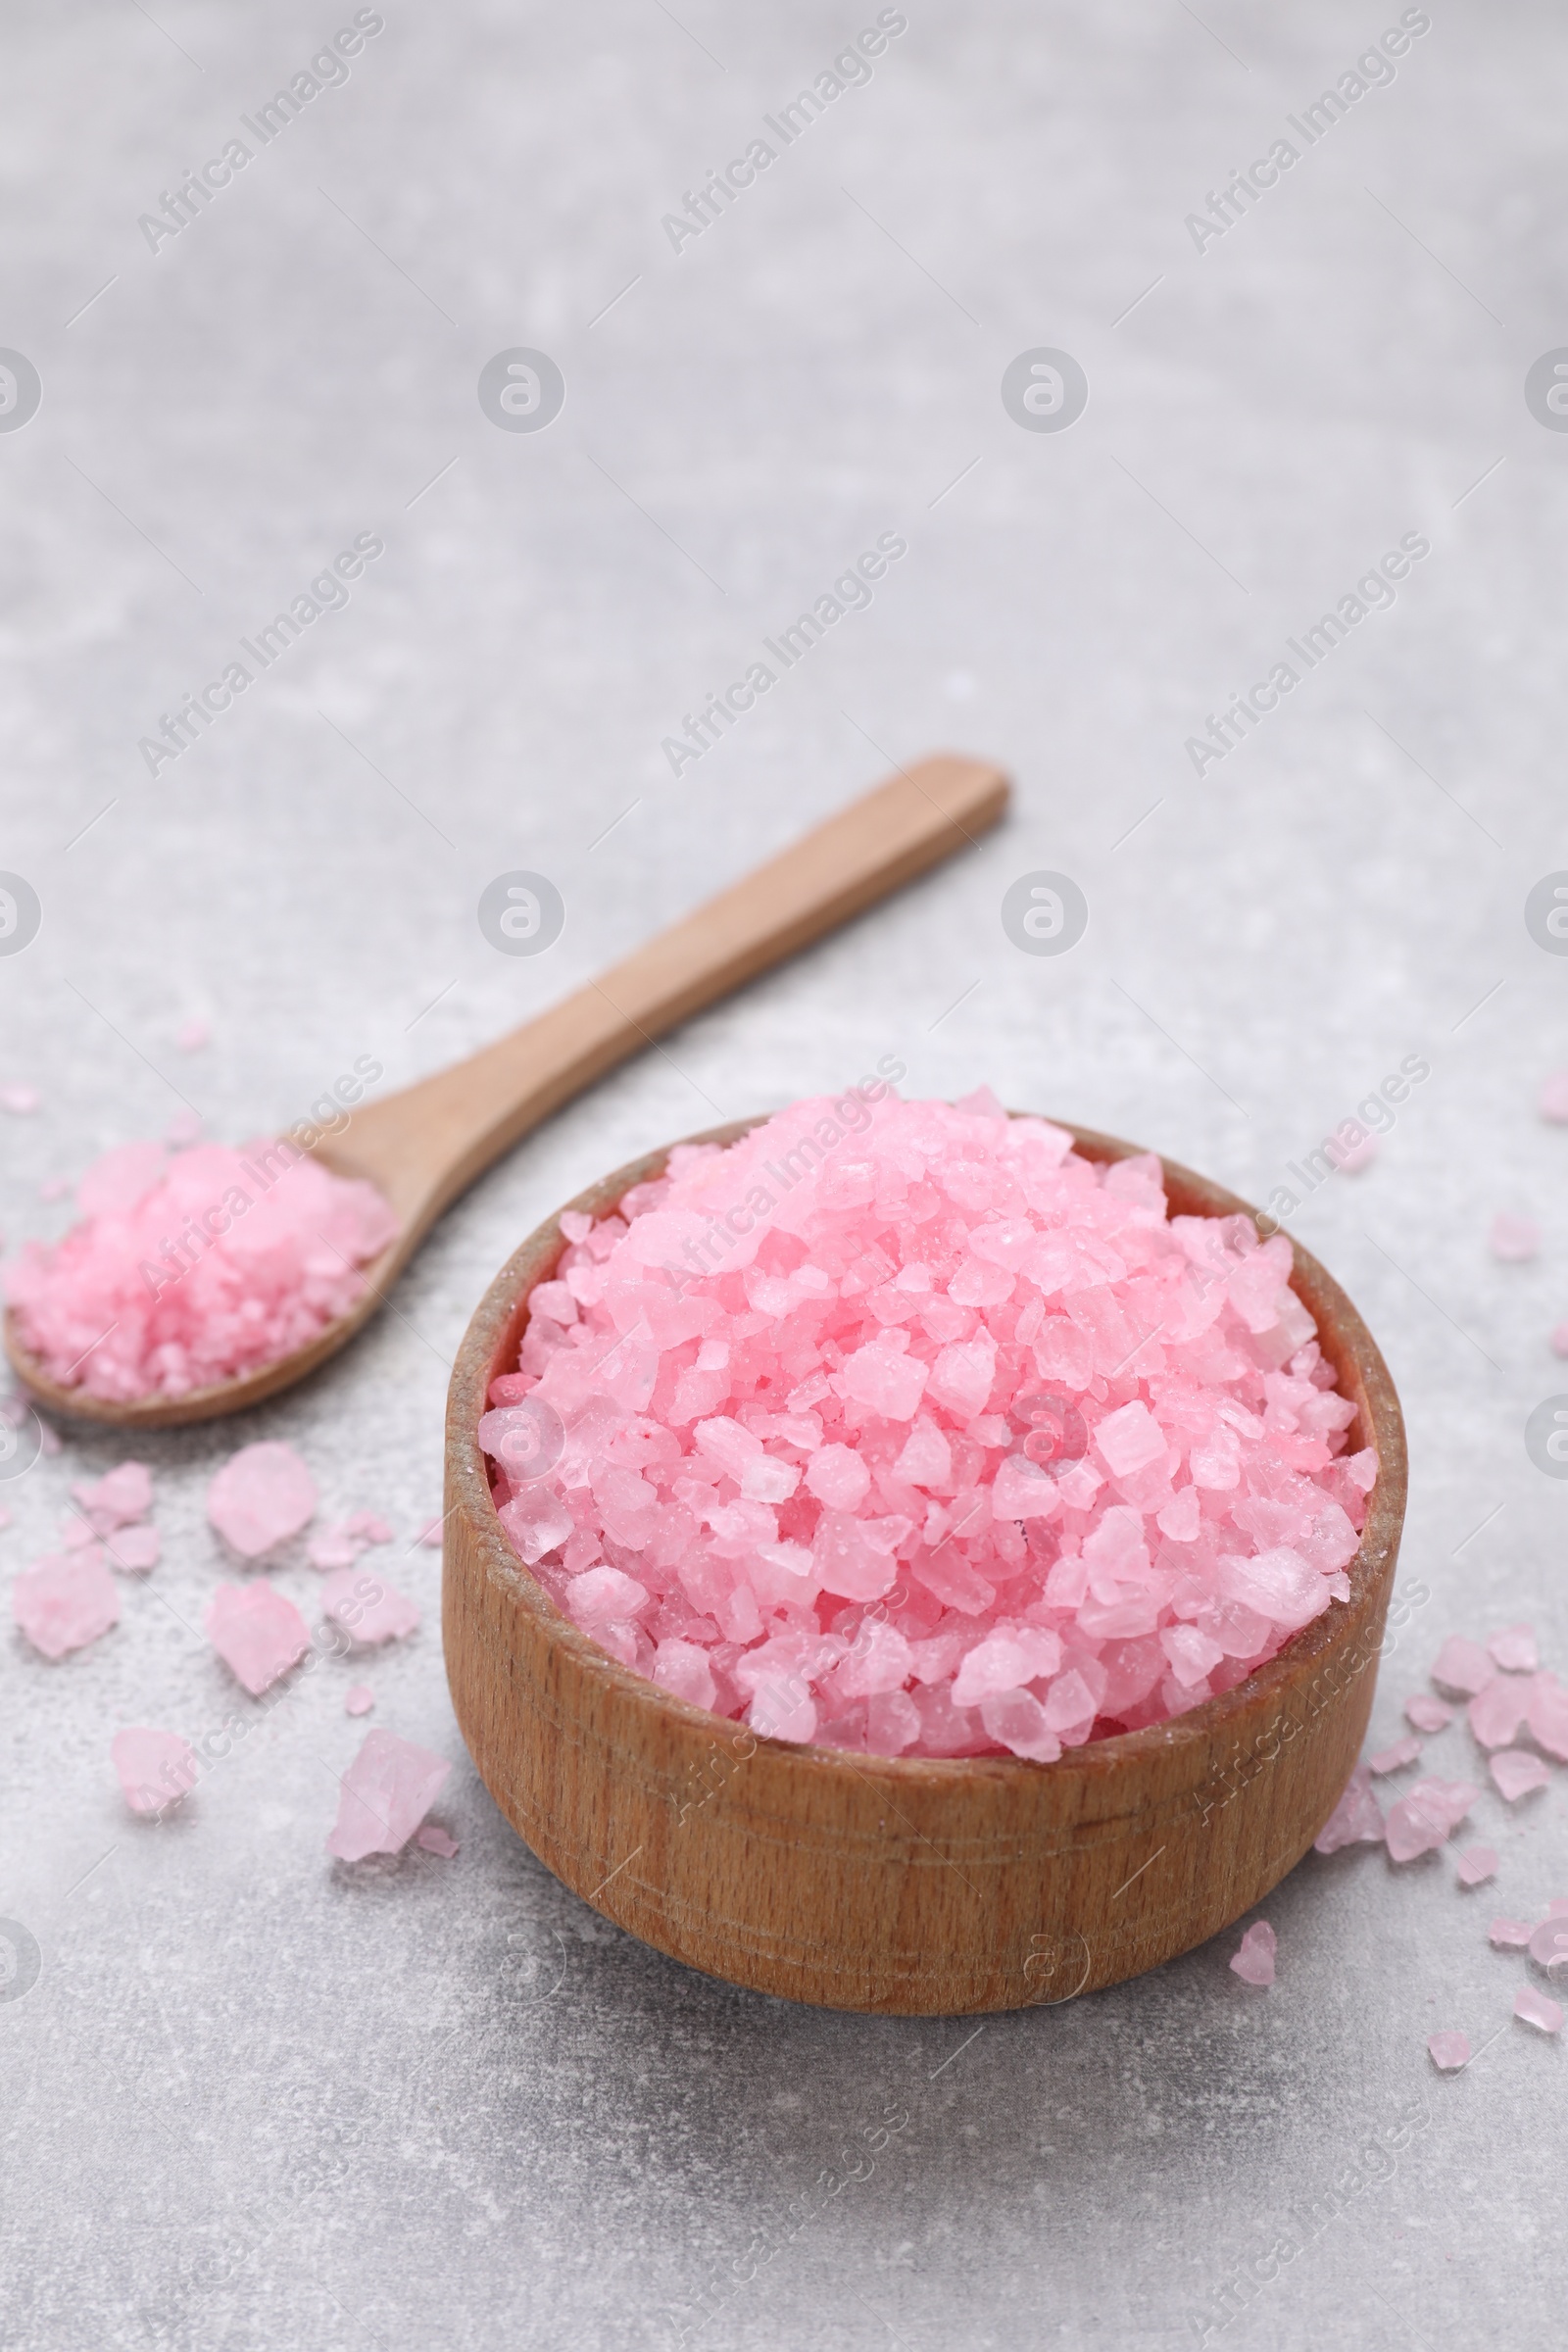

left=416, top=1824, right=460, bottom=1857
left=326, top=1729, right=450, bottom=1860
left=1468, top=1677, right=1531, bottom=1749
left=13, top=1549, right=120, bottom=1659
left=1514, top=1985, right=1563, bottom=2034
left=1406, top=1693, right=1452, bottom=1734
left=103, top=1524, right=160, bottom=1574
left=72, top=1460, right=152, bottom=1532
left=345, top=1684, right=374, bottom=1716
left=1525, top=1673, right=1568, bottom=1760
left=1490, top=1748, right=1551, bottom=1802
left=112, top=1727, right=197, bottom=1815
left=1384, top=1778, right=1477, bottom=1863
left=320, top=1566, right=419, bottom=1644
left=1490, top=1623, right=1539, bottom=1673
left=1427, top=2031, right=1470, bottom=2072
left=4, top=1136, right=398, bottom=1401
left=1490, top=1212, right=1540, bottom=1262
left=1490, top=1918, right=1534, bottom=1949
left=208, top=1442, right=318, bottom=1558
left=1229, top=1920, right=1276, bottom=1985
left=1369, top=1735, right=1422, bottom=1775
left=1314, top=1762, right=1384, bottom=1852
left=1455, top=1844, right=1497, bottom=1887
left=204, top=1581, right=309, bottom=1694
left=480, top=1094, right=1372, bottom=1761
left=1429, top=1637, right=1494, bottom=1697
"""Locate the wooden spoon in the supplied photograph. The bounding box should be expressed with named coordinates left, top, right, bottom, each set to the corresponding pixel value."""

left=6, top=752, right=1008, bottom=1429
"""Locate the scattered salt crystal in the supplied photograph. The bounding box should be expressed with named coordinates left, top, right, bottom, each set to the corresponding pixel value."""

left=483, top=1093, right=1369, bottom=1760
left=1369, top=1735, right=1422, bottom=1775
left=416, top=1516, right=445, bottom=1548
left=0, top=1084, right=39, bottom=1115
left=1489, top=1623, right=1540, bottom=1673
left=1314, top=1763, right=1385, bottom=1852
left=5, top=1138, right=398, bottom=1400
left=204, top=1581, right=309, bottom=1694
left=1491, top=1212, right=1540, bottom=1262
left=1385, top=1778, right=1477, bottom=1863
left=1468, top=1677, right=1531, bottom=1749
left=61, top=1517, right=98, bottom=1551
left=1229, top=1920, right=1276, bottom=1986
left=416, top=1824, right=460, bottom=1857
left=1552, top=1322, right=1568, bottom=1359
left=103, top=1524, right=160, bottom=1574
left=326, top=1729, right=450, bottom=1860
left=1327, top=1132, right=1378, bottom=1175
left=1427, top=2031, right=1470, bottom=2072
left=1490, top=1748, right=1551, bottom=1802
left=1514, top=1985, right=1563, bottom=2034
left=175, top=1018, right=210, bottom=1053
left=1455, top=1844, right=1497, bottom=1887
left=1528, top=1674, right=1568, bottom=1761
left=1540, top=1070, right=1568, bottom=1122
left=343, top=1511, right=393, bottom=1545
left=112, top=1727, right=196, bottom=1815
left=208, top=1442, right=318, bottom=1558
left=1429, top=1637, right=1494, bottom=1697
left=306, top=1527, right=364, bottom=1571
left=1490, top=1918, right=1535, bottom=1949
left=13, top=1550, right=120, bottom=1659
left=1406, top=1693, right=1452, bottom=1734
left=344, top=1684, right=374, bottom=1716
left=320, top=1566, right=419, bottom=1645
left=72, top=1461, right=152, bottom=1533
left=1550, top=1898, right=1568, bottom=1916
left=1529, top=1918, right=1568, bottom=1975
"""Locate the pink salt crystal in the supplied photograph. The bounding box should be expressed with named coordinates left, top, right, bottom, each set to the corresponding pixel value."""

left=103, top=1524, right=160, bottom=1574
left=1429, top=1637, right=1494, bottom=1697
left=1455, top=1844, right=1497, bottom=1887
left=1327, top=1132, right=1378, bottom=1174
left=1489, top=1623, right=1539, bottom=1673
left=0, top=1084, right=39, bottom=1114
left=1385, top=1778, right=1477, bottom=1862
left=1468, top=1677, right=1532, bottom=1749
left=344, top=1684, right=374, bottom=1716
left=207, top=1442, right=318, bottom=1558
left=1529, top=1918, right=1568, bottom=1976
left=1527, top=1674, right=1568, bottom=1761
left=204, top=1582, right=309, bottom=1694
left=1551, top=1898, right=1568, bottom=1916
left=320, top=1566, right=419, bottom=1645
left=5, top=1137, right=398, bottom=1401
left=1491, top=1211, right=1541, bottom=1262
left=1490, top=1748, right=1551, bottom=1802
left=326, top=1729, right=450, bottom=1860
left=1514, top=1984, right=1564, bottom=2034
left=342, top=1511, right=393, bottom=1545
left=1406, top=1693, right=1453, bottom=1734
left=416, top=1824, right=460, bottom=1857
left=1427, top=2031, right=1470, bottom=2072
left=13, top=1550, right=120, bottom=1659
left=1552, top=1322, right=1568, bottom=1359
left=72, top=1459, right=152, bottom=1532
left=1369, top=1735, right=1422, bottom=1775
left=1540, top=1070, right=1568, bottom=1122
left=306, top=1527, right=364, bottom=1571
left=175, top=1017, right=210, bottom=1053
left=111, top=1727, right=196, bottom=1815
left=1314, top=1763, right=1384, bottom=1853
left=1229, top=1921, right=1276, bottom=1986
left=1490, top=1918, right=1535, bottom=1949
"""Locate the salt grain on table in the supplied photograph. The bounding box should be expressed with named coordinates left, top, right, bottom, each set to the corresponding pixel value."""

left=325, top=1730, right=450, bottom=1860
left=1514, top=1985, right=1563, bottom=2034
left=1489, top=1749, right=1551, bottom=1803
left=204, top=1582, right=310, bottom=1694
left=1405, top=1692, right=1453, bottom=1733
left=208, top=1442, right=318, bottom=1558
left=112, top=1728, right=197, bottom=1815
left=1427, top=2031, right=1470, bottom=2072
left=1455, top=1845, right=1497, bottom=1887
left=1229, top=1921, right=1276, bottom=1985
left=13, top=1550, right=120, bottom=1659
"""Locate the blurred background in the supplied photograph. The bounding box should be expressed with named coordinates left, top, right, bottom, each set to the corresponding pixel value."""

left=1, top=3, right=1564, bottom=2344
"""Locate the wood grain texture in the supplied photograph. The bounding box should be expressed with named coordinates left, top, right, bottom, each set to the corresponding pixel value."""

left=443, top=1117, right=1407, bottom=2015
left=5, top=753, right=1007, bottom=1429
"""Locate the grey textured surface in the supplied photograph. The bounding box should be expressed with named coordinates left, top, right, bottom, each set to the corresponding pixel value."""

left=1, top=2, right=1564, bottom=2345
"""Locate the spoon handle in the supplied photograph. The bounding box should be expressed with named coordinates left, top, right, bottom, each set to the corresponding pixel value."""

left=334, top=752, right=1008, bottom=1224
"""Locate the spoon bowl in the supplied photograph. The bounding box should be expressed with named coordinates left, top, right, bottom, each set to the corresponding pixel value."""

left=5, top=754, right=1007, bottom=1429
left=443, top=1117, right=1407, bottom=2014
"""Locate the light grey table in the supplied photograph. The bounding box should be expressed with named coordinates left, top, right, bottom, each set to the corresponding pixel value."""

left=1, top=2, right=1562, bottom=2344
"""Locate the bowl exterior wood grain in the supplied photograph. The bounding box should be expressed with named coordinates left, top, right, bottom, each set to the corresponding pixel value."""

left=444, top=1119, right=1407, bottom=2015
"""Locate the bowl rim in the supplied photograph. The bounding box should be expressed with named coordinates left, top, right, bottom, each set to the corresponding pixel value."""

left=446, top=1110, right=1407, bottom=1790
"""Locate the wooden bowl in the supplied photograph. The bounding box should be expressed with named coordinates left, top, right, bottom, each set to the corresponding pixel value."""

left=443, top=1118, right=1406, bottom=2015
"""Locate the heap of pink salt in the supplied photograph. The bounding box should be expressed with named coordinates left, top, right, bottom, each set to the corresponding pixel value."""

left=112, top=1728, right=197, bottom=1815
left=326, top=1729, right=449, bottom=1860
left=5, top=1137, right=397, bottom=1401
left=479, top=1091, right=1376, bottom=1761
